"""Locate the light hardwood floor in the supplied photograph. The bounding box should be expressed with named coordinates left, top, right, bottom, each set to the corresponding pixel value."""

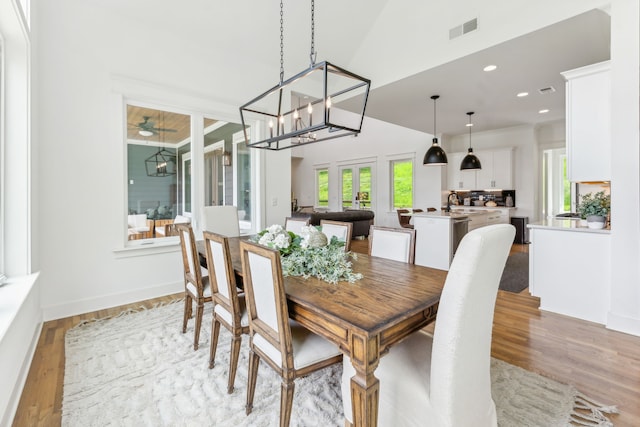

left=12, top=242, right=640, bottom=426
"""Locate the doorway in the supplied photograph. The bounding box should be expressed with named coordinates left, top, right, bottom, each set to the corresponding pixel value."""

left=339, top=162, right=374, bottom=210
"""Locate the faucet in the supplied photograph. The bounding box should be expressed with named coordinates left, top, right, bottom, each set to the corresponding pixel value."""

left=446, top=191, right=458, bottom=212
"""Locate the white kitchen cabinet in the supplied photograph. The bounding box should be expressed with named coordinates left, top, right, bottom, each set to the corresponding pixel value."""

left=475, top=148, right=514, bottom=190
left=528, top=221, right=611, bottom=324
left=447, top=148, right=513, bottom=190
left=561, top=61, right=611, bottom=182
left=447, top=152, right=478, bottom=190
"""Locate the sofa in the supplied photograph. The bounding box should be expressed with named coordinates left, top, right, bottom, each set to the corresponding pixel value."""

left=291, top=209, right=375, bottom=238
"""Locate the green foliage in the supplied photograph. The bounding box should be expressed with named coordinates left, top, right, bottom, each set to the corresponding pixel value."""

left=317, top=169, right=329, bottom=207
left=393, top=161, right=413, bottom=208
left=577, top=191, right=610, bottom=219
left=281, top=238, right=363, bottom=284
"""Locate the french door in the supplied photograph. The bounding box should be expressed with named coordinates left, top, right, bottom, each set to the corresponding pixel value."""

left=339, top=162, right=375, bottom=210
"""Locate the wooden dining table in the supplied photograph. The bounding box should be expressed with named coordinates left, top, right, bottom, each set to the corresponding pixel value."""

left=197, top=237, right=448, bottom=427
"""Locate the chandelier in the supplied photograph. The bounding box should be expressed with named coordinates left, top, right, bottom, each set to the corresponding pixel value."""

left=239, top=0, right=371, bottom=150
left=145, top=148, right=176, bottom=177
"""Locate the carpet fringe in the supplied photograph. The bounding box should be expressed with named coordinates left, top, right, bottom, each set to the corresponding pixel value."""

left=70, top=298, right=185, bottom=331
left=569, top=393, right=619, bottom=426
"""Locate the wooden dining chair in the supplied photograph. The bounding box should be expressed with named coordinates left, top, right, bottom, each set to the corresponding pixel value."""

left=320, top=219, right=353, bottom=251
left=284, top=217, right=310, bottom=235
left=176, top=223, right=212, bottom=350
left=368, top=225, right=416, bottom=264
left=342, top=224, right=515, bottom=427
left=239, top=240, right=343, bottom=427
left=396, top=209, right=413, bottom=228
left=203, top=231, right=249, bottom=393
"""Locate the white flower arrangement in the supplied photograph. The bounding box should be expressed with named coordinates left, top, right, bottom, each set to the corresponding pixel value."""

left=257, top=224, right=293, bottom=253
left=253, top=224, right=363, bottom=284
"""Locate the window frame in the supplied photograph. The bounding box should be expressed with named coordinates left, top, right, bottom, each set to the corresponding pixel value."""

left=389, top=156, right=414, bottom=211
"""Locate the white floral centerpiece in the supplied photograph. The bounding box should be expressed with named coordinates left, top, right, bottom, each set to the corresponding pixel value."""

left=253, top=224, right=362, bottom=284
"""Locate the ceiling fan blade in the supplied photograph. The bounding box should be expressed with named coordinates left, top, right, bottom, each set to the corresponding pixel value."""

left=152, top=127, right=178, bottom=133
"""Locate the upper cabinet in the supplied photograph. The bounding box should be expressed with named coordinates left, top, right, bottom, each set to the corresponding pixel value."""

left=447, top=148, right=514, bottom=190
left=447, top=152, right=479, bottom=191
left=561, top=61, right=611, bottom=182
left=475, top=148, right=514, bottom=190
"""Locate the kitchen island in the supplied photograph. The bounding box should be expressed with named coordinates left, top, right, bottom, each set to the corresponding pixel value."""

left=528, top=218, right=611, bottom=324
left=413, top=211, right=471, bottom=270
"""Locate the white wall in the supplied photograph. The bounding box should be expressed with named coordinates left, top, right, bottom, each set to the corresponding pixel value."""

left=608, top=0, right=640, bottom=336
left=291, top=114, right=445, bottom=228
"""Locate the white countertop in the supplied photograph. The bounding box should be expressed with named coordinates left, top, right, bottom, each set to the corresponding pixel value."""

left=413, top=211, right=471, bottom=220
left=528, top=218, right=611, bottom=234
left=450, top=206, right=517, bottom=211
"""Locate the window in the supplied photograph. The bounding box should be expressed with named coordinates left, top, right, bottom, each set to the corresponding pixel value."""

left=316, top=168, right=329, bottom=207
left=391, top=159, right=413, bottom=209
left=542, top=147, right=573, bottom=217
left=125, top=103, right=254, bottom=242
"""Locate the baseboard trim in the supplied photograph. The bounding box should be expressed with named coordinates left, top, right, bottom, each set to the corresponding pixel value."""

left=607, top=311, right=640, bottom=337
left=42, top=281, right=183, bottom=321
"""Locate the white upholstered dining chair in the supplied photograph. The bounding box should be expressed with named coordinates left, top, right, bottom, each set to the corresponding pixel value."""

left=176, top=223, right=212, bottom=351
left=342, top=224, right=515, bottom=427
left=284, top=217, right=309, bottom=235
left=201, top=205, right=240, bottom=237
left=320, top=219, right=353, bottom=251
left=368, top=225, right=416, bottom=263
left=239, top=240, right=343, bottom=427
left=203, top=231, right=249, bottom=394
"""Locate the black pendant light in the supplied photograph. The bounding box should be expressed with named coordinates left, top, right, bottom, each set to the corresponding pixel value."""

left=423, top=95, right=448, bottom=165
left=460, top=111, right=482, bottom=170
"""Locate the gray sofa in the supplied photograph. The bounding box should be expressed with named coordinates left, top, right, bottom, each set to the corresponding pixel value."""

left=292, top=209, right=375, bottom=238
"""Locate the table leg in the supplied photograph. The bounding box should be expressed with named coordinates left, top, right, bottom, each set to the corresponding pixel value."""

left=349, top=333, right=380, bottom=427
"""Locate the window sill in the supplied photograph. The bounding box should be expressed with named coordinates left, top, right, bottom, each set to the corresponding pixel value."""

left=113, top=237, right=181, bottom=259
left=0, top=272, right=40, bottom=344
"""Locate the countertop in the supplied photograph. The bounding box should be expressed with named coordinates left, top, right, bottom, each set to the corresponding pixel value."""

left=528, top=218, right=611, bottom=234
left=412, top=211, right=471, bottom=220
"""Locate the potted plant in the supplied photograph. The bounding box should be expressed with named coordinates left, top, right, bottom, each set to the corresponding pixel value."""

left=577, top=191, right=610, bottom=229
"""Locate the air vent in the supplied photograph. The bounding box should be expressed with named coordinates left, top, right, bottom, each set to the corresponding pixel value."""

left=538, top=86, right=556, bottom=94
left=449, top=18, right=478, bottom=40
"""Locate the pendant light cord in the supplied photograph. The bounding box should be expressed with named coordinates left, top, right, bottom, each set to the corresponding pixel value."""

left=309, top=0, right=317, bottom=67
left=279, top=0, right=284, bottom=84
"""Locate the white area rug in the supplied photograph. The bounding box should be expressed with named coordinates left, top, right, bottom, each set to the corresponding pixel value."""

left=63, top=301, right=616, bottom=426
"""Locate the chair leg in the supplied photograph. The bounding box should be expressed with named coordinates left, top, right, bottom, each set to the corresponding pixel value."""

left=209, top=318, right=221, bottom=369
left=182, top=295, right=192, bottom=334
left=280, top=379, right=295, bottom=427
left=227, top=334, right=242, bottom=393
left=193, top=301, right=204, bottom=351
left=246, top=349, right=260, bottom=415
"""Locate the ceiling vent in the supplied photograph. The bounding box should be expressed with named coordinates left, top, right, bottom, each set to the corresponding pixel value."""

left=449, top=18, right=478, bottom=40
left=538, top=86, right=556, bottom=94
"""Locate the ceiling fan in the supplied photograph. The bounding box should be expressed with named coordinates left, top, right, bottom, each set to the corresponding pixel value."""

left=131, top=116, right=178, bottom=137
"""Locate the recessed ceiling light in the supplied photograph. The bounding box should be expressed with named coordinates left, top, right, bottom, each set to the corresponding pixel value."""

left=138, top=130, right=154, bottom=137
left=465, top=123, right=474, bottom=127
left=483, top=65, right=497, bottom=72
left=517, top=92, right=529, bottom=97
left=539, top=109, right=550, bottom=114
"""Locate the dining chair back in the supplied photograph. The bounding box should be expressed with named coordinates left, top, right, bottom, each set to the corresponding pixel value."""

left=396, top=209, right=413, bottom=228
left=320, top=219, right=353, bottom=251
left=176, top=223, right=212, bottom=350
left=203, top=231, right=249, bottom=393
left=239, top=240, right=343, bottom=427
left=342, top=224, right=515, bottom=427
left=368, top=225, right=416, bottom=263
left=284, top=217, right=309, bottom=235
left=201, top=205, right=240, bottom=237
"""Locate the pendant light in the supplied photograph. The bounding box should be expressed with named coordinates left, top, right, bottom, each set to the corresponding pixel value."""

left=239, top=0, right=371, bottom=150
left=460, top=111, right=482, bottom=170
left=423, top=95, right=448, bottom=165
